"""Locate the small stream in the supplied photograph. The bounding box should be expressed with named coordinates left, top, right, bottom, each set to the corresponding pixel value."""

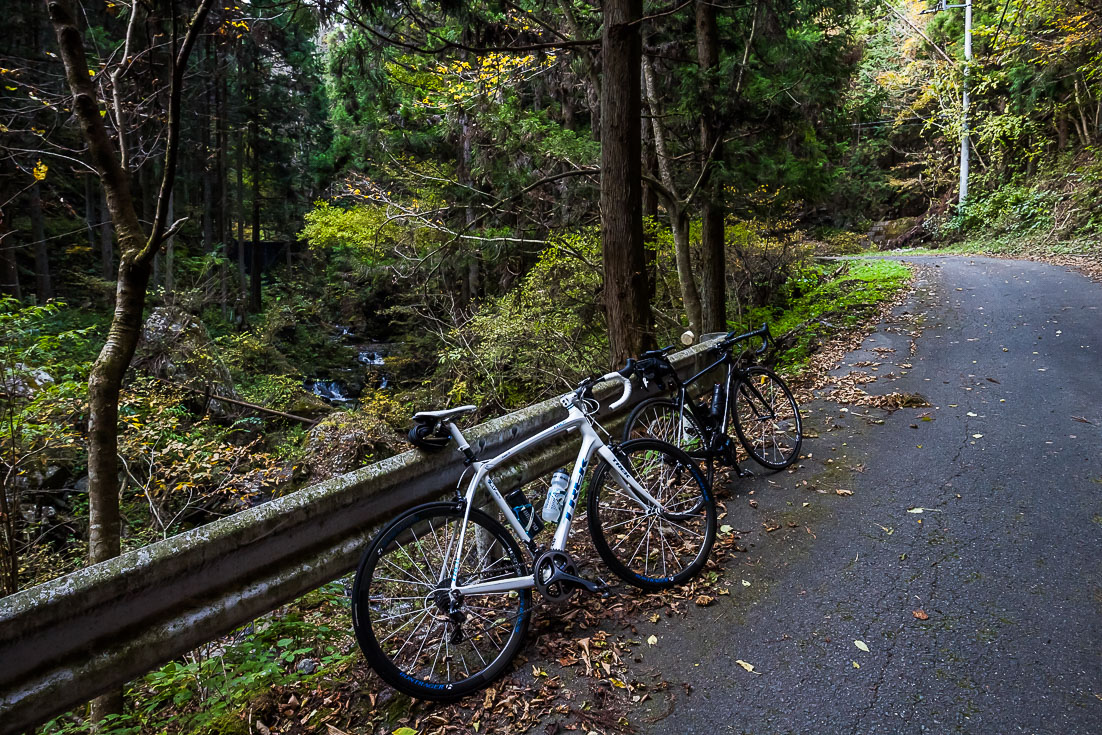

left=305, top=326, right=396, bottom=405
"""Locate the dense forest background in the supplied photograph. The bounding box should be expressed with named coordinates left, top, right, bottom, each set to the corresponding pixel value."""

left=0, top=0, right=1099, bottom=726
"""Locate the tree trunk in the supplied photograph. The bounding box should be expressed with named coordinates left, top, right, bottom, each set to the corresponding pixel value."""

left=601, top=0, right=652, bottom=366
left=0, top=215, right=19, bottom=299
left=217, top=43, right=229, bottom=317
left=250, top=115, right=262, bottom=312
left=164, top=191, right=175, bottom=297
left=201, top=47, right=214, bottom=258
left=236, top=127, right=246, bottom=291
left=85, top=174, right=97, bottom=251
left=642, top=55, right=702, bottom=335
left=696, top=0, right=725, bottom=332
left=30, top=182, right=52, bottom=301
left=100, top=190, right=114, bottom=280
left=47, top=0, right=214, bottom=721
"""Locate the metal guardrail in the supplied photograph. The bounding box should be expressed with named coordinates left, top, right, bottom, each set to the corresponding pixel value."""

left=0, top=339, right=722, bottom=733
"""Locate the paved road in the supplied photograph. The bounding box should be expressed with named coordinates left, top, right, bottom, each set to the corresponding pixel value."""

left=631, top=256, right=1102, bottom=734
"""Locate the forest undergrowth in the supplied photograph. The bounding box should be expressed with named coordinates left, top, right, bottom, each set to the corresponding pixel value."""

left=29, top=249, right=911, bottom=735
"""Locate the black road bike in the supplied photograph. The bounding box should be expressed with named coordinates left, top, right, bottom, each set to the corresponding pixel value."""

left=623, top=323, right=803, bottom=483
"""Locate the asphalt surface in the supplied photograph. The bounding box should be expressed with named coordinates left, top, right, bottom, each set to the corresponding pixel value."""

left=627, top=256, right=1102, bottom=734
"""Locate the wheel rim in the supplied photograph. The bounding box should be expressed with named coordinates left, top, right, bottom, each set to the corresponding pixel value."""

left=596, top=445, right=712, bottom=584
left=363, top=512, right=526, bottom=689
left=630, top=403, right=705, bottom=454
left=735, top=374, right=800, bottom=466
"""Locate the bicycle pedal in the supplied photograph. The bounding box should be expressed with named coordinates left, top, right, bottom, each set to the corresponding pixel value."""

left=736, top=466, right=755, bottom=478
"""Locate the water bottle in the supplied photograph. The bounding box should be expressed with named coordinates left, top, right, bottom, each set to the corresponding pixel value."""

left=542, top=468, right=571, bottom=523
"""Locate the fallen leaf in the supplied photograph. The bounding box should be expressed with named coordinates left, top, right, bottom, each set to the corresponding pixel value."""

left=966, top=412, right=978, bottom=417
left=735, top=659, right=758, bottom=673
left=720, top=524, right=733, bottom=534
left=912, top=609, right=929, bottom=620
left=649, top=613, right=660, bottom=623
left=907, top=507, right=924, bottom=514
left=1072, top=416, right=1092, bottom=424
left=742, top=579, right=751, bottom=587
left=972, top=434, right=983, bottom=438
left=647, top=635, right=658, bottom=646
left=852, top=661, right=860, bottom=669
left=393, top=729, right=418, bottom=735
left=326, top=726, right=350, bottom=735
left=986, top=377, right=1000, bottom=384
left=854, top=640, right=870, bottom=652
left=836, top=488, right=853, bottom=496
left=694, top=595, right=714, bottom=606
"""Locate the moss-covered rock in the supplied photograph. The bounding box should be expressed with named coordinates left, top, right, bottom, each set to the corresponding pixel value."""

left=302, top=407, right=402, bottom=481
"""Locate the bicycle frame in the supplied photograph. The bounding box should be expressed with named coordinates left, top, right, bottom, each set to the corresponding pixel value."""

left=443, top=399, right=664, bottom=597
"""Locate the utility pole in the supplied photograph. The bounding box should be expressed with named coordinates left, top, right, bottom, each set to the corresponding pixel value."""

left=921, top=0, right=972, bottom=205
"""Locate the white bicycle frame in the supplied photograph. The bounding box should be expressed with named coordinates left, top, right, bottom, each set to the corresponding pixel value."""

left=441, top=374, right=663, bottom=597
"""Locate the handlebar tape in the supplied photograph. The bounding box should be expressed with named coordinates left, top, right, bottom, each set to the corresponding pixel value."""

left=599, top=371, right=633, bottom=410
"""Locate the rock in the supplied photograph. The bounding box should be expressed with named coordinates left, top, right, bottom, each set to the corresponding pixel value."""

left=136, top=307, right=239, bottom=414
left=303, top=409, right=402, bottom=481
left=867, top=217, right=926, bottom=250
left=25, top=464, right=68, bottom=490
left=295, top=658, right=318, bottom=675
left=1, top=364, right=54, bottom=399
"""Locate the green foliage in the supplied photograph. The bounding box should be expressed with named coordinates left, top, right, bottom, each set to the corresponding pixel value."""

left=755, top=259, right=912, bottom=372
left=436, top=228, right=607, bottom=409
left=39, top=583, right=355, bottom=735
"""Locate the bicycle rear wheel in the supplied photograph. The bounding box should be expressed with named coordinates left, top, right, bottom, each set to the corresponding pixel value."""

left=731, top=366, right=802, bottom=470
left=351, top=502, right=531, bottom=701
left=587, top=439, right=716, bottom=590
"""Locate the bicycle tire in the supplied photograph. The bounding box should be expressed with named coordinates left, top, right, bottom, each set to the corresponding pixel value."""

left=587, top=439, right=716, bottom=590
left=731, top=366, right=803, bottom=470
left=351, top=502, right=531, bottom=701
left=622, top=398, right=707, bottom=457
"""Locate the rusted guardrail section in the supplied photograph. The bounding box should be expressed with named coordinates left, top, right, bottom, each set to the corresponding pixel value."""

left=0, top=339, right=722, bottom=733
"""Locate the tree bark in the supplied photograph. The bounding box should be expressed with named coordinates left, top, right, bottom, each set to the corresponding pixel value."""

left=30, top=182, right=52, bottom=301
left=236, top=126, right=246, bottom=291
left=46, top=0, right=214, bottom=721
left=601, top=0, right=652, bottom=366
left=250, top=116, right=262, bottom=312
left=100, top=189, right=114, bottom=280
left=0, top=216, right=19, bottom=299
left=697, top=0, right=726, bottom=332
left=642, top=55, right=702, bottom=335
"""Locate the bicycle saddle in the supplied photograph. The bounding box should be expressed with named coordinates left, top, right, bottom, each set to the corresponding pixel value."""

left=412, top=405, right=477, bottom=422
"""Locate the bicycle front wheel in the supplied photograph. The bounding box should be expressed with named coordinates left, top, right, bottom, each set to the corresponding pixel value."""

left=587, top=439, right=716, bottom=590
left=731, top=366, right=803, bottom=470
left=623, top=398, right=707, bottom=458
left=351, top=503, right=531, bottom=701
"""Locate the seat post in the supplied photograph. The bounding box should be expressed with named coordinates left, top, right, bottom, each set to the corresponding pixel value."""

left=446, top=422, right=477, bottom=464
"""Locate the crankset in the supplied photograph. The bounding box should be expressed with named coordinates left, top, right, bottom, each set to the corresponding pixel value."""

left=533, top=549, right=608, bottom=601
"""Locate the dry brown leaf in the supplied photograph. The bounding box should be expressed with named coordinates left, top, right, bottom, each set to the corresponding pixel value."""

left=835, top=488, right=854, bottom=496
left=694, top=594, right=715, bottom=606
left=912, top=609, right=929, bottom=620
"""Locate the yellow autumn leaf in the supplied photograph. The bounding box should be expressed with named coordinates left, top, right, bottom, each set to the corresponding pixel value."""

left=735, top=659, right=760, bottom=674
left=646, top=634, right=657, bottom=646
left=854, top=640, right=870, bottom=652
left=33, top=160, right=48, bottom=181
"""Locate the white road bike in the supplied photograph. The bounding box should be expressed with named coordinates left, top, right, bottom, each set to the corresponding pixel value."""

left=350, top=369, right=717, bottom=700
